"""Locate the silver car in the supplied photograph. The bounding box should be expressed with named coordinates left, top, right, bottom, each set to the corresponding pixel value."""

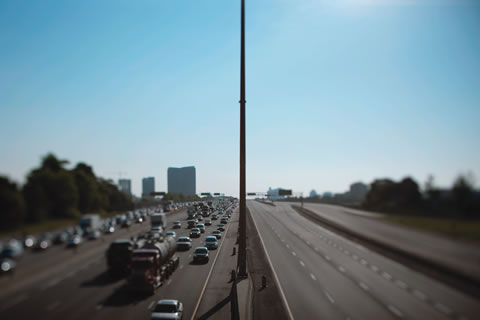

left=151, top=299, right=183, bottom=320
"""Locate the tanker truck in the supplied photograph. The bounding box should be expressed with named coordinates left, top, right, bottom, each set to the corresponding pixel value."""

left=127, top=235, right=179, bottom=294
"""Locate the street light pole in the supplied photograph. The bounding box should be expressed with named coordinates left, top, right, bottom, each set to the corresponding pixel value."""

left=238, top=0, right=247, bottom=278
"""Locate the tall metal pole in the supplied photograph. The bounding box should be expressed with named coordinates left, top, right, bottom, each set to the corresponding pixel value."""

left=238, top=0, right=247, bottom=277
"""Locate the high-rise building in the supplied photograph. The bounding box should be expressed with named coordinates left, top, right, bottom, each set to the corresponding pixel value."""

left=168, top=166, right=196, bottom=196
left=142, top=177, right=155, bottom=197
left=118, top=179, right=131, bottom=195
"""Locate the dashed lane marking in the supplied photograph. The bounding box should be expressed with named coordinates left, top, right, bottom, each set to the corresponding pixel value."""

left=382, top=272, right=392, bottom=280
left=359, top=282, right=369, bottom=291
left=395, top=280, right=407, bottom=289
left=413, top=289, right=427, bottom=301
left=324, top=290, right=335, bottom=304
left=388, top=305, right=403, bottom=318
left=370, top=265, right=379, bottom=272
left=434, top=303, right=452, bottom=315
left=148, top=301, right=155, bottom=310
left=338, top=266, right=346, bottom=273
left=360, top=259, right=368, bottom=265
left=299, top=261, right=305, bottom=267
left=292, top=251, right=297, bottom=256
left=310, top=273, right=317, bottom=281
left=325, top=255, right=331, bottom=261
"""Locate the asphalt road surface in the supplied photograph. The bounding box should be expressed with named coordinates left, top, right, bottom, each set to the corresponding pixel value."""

left=0, top=208, right=238, bottom=320
left=248, top=200, right=480, bottom=320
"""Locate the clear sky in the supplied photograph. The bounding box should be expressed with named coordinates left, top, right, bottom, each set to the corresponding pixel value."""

left=1, top=0, right=479, bottom=197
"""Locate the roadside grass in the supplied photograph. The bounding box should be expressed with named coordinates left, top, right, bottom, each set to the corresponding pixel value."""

left=0, top=211, right=123, bottom=239
left=383, top=216, right=480, bottom=242
left=0, top=218, right=79, bottom=238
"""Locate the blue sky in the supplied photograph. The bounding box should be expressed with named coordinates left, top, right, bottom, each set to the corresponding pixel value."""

left=1, top=0, right=479, bottom=197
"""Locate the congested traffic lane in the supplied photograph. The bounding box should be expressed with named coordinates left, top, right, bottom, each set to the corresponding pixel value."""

left=248, top=201, right=480, bottom=320
left=0, top=206, right=237, bottom=320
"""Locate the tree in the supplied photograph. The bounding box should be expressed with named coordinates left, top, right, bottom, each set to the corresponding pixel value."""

left=73, top=163, right=101, bottom=213
left=23, top=153, right=79, bottom=221
left=452, top=173, right=475, bottom=216
left=0, top=176, right=26, bottom=231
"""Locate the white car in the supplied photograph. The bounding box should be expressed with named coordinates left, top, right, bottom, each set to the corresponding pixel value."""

left=166, top=231, right=176, bottom=238
left=151, top=299, right=183, bottom=320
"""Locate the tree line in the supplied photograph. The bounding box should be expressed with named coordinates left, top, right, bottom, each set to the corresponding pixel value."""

left=292, top=174, right=479, bottom=218
left=0, top=153, right=134, bottom=232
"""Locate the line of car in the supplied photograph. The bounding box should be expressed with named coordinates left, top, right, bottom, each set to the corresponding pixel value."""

left=150, top=200, right=237, bottom=320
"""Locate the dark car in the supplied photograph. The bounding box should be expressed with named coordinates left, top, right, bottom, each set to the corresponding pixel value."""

left=190, top=228, right=201, bottom=238
left=53, top=232, right=68, bottom=244
left=217, top=224, right=225, bottom=232
left=205, top=236, right=218, bottom=250
left=193, top=247, right=209, bottom=263
left=66, top=235, right=82, bottom=247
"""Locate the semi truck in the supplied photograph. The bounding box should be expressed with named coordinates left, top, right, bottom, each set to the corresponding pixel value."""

left=127, top=235, right=179, bottom=294
left=150, top=213, right=166, bottom=235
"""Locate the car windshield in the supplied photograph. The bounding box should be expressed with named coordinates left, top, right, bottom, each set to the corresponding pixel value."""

left=195, top=248, right=208, bottom=254
left=206, top=237, right=217, bottom=241
left=153, top=304, right=177, bottom=313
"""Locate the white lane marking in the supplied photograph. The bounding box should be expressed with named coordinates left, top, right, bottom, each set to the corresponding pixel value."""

left=324, top=290, right=335, bottom=304
left=370, top=265, right=379, bottom=272
left=166, top=279, right=172, bottom=286
left=190, top=211, right=235, bottom=320
left=382, top=272, right=392, bottom=280
left=434, top=302, right=452, bottom=315
left=249, top=208, right=294, bottom=320
left=325, top=255, right=331, bottom=261
left=148, top=301, right=155, bottom=310
left=179, top=264, right=184, bottom=270
left=310, top=273, right=317, bottom=281
left=352, top=254, right=359, bottom=260
left=66, top=270, right=77, bottom=278
left=0, top=294, right=28, bottom=312
left=306, top=241, right=311, bottom=245
left=388, top=305, right=404, bottom=318
left=314, top=247, right=319, bottom=251
left=359, top=282, right=369, bottom=291
left=360, top=259, right=368, bottom=265
left=292, top=251, right=297, bottom=256
left=344, top=250, right=350, bottom=255
left=47, top=300, right=60, bottom=311
left=299, top=261, right=305, bottom=267
left=413, top=289, right=427, bottom=301
left=281, top=239, right=285, bottom=242
left=395, top=280, right=407, bottom=289
left=338, top=266, right=346, bottom=273
left=42, top=277, right=62, bottom=290
left=286, top=244, right=290, bottom=249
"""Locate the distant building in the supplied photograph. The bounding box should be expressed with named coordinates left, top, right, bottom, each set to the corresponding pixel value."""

left=309, top=189, right=318, bottom=198
left=349, top=182, right=369, bottom=201
left=168, top=166, right=196, bottom=196
left=118, top=179, right=131, bottom=195
left=142, top=177, right=155, bottom=197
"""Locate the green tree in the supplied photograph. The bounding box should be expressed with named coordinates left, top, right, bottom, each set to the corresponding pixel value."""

left=73, top=163, right=101, bottom=213
left=0, top=176, right=26, bottom=231
left=23, top=153, right=79, bottom=221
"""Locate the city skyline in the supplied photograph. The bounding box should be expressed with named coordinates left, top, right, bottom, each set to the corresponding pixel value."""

left=1, top=1, right=479, bottom=197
